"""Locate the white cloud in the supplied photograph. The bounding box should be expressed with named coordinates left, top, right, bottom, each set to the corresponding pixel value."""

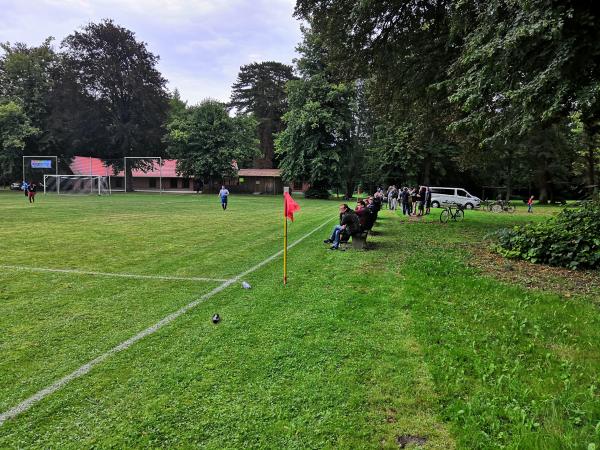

left=0, top=0, right=302, bottom=104
left=175, top=36, right=233, bottom=54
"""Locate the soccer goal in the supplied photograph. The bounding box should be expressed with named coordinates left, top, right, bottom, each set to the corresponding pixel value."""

left=43, top=175, right=111, bottom=195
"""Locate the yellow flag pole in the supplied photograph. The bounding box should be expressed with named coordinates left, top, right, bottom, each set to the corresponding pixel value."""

left=283, top=186, right=289, bottom=285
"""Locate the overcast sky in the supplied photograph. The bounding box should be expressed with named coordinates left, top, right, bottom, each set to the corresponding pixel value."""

left=0, top=0, right=302, bottom=104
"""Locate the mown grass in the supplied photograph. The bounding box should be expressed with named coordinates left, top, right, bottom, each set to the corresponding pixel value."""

left=0, top=192, right=598, bottom=449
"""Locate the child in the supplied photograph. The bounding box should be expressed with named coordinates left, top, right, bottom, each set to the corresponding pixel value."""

left=527, top=195, right=534, bottom=213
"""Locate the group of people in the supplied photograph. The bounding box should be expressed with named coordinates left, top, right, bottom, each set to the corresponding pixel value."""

left=20, top=181, right=37, bottom=203
left=324, top=195, right=383, bottom=250
left=376, top=185, right=432, bottom=216
left=324, top=184, right=437, bottom=250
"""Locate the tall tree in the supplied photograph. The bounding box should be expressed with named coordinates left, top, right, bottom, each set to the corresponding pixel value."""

left=230, top=62, right=295, bottom=168
left=276, top=75, right=354, bottom=197
left=0, top=39, right=58, bottom=155
left=275, top=29, right=355, bottom=198
left=61, top=20, right=169, bottom=189
left=0, top=102, right=39, bottom=184
left=165, top=100, right=258, bottom=191
left=294, top=1, right=464, bottom=188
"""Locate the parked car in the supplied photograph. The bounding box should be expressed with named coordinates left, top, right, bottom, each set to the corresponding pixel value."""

left=10, top=182, right=21, bottom=191
left=429, top=187, right=481, bottom=209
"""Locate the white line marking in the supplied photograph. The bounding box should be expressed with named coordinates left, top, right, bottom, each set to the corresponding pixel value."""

left=0, top=265, right=228, bottom=283
left=0, top=218, right=333, bottom=426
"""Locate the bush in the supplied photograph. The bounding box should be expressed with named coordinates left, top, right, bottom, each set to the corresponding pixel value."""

left=493, top=201, right=600, bottom=270
left=304, top=186, right=330, bottom=199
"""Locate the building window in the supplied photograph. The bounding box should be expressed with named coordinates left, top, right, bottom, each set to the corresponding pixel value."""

left=149, top=178, right=157, bottom=188
left=170, top=178, right=178, bottom=189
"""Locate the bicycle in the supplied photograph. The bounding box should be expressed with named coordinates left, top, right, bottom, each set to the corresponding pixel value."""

left=480, top=199, right=494, bottom=211
left=491, top=199, right=516, bottom=213
left=440, top=202, right=465, bottom=223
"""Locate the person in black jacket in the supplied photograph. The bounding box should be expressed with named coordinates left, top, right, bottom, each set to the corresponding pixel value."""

left=324, top=204, right=360, bottom=250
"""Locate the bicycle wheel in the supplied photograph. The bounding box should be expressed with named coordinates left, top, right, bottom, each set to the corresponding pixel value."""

left=506, top=205, right=516, bottom=213
left=440, top=209, right=450, bottom=223
left=491, top=204, right=502, bottom=213
left=455, top=209, right=464, bottom=221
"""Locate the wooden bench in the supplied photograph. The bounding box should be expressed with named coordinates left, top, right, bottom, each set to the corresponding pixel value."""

left=340, top=230, right=369, bottom=250
left=351, top=230, right=369, bottom=249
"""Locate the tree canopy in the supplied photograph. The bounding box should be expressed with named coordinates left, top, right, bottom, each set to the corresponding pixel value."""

left=230, top=61, right=295, bottom=168
left=166, top=100, right=258, bottom=187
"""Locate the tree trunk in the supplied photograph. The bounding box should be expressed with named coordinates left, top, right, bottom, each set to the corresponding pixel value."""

left=422, top=153, right=432, bottom=186
left=505, top=149, right=513, bottom=201
left=125, top=165, right=134, bottom=192
left=587, top=144, right=598, bottom=196
left=345, top=180, right=354, bottom=200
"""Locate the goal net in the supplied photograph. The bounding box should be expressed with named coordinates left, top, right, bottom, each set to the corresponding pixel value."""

left=43, top=175, right=111, bottom=195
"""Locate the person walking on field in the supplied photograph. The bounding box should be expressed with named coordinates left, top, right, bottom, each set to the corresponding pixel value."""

left=27, top=182, right=37, bottom=203
left=219, top=185, right=230, bottom=210
left=527, top=195, right=534, bottom=213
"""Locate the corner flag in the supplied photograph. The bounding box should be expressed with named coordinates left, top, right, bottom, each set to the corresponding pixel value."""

left=283, top=189, right=300, bottom=285
left=284, top=192, right=300, bottom=221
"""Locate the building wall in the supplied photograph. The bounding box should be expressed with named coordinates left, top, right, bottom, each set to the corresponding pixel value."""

left=109, top=176, right=288, bottom=193
left=109, top=177, right=193, bottom=191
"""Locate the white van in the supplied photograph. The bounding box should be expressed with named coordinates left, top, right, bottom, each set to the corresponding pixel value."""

left=429, top=187, right=481, bottom=209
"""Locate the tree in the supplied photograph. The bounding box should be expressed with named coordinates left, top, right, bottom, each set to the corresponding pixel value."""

left=230, top=62, right=295, bottom=168
left=0, top=102, right=39, bottom=184
left=61, top=20, right=169, bottom=189
left=294, top=1, right=465, bottom=190
left=0, top=39, right=58, bottom=155
left=275, top=27, right=356, bottom=198
left=165, top=100, right=258, bottom=191
left=168, top=89, right=187, bottom=120
left=276, top=75, right=354, bottom=197
left=448, top=1, right=600, bottom=148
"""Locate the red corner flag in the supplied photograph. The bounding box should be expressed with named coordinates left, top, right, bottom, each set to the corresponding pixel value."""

left=284, top=192, right=300, bottom=221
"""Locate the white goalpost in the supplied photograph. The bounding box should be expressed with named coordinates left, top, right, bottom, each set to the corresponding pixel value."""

left=43, top=175, right=111, bottom=195
left=123, top=157, right=162, bottom=193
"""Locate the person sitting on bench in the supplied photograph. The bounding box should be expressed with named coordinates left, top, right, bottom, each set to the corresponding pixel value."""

left=324, top=204, right=360, bottom=250
left=355, top=200, right=370, bottom=231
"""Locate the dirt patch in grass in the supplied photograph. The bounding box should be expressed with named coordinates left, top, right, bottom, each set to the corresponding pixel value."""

left=468, top=247, right=600, bottom=299
left=396, top=434, right=428, bottom=448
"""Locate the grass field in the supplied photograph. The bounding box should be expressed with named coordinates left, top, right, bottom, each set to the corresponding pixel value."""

left=0, top=191, right=598, bottom=449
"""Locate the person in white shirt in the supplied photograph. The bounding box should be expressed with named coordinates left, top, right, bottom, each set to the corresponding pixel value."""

left=218, top=186, right=230, bottom=210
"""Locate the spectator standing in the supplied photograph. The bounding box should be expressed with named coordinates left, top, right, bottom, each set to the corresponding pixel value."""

left=417, top=185, right=427, bottom=216
left=401, top=188, right=409, bottom=215
left=425, top=187, right=432, bottom=214
left=390, top=186, right=398, bottom=211
left=411, top=188, right=419, bottom=215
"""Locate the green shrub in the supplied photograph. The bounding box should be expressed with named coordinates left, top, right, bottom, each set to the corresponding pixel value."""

left=304, top=186, right=330, bottom=199
left=493, top=201, right=600, bottom=270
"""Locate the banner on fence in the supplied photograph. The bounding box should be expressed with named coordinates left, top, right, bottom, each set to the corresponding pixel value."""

left=31, top=160, right=52, bottom=169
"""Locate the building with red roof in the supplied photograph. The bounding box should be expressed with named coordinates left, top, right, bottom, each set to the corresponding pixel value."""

left=68, top=156, right=306, bottom=194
